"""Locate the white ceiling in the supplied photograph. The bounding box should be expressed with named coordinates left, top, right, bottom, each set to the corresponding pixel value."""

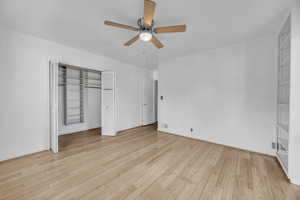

left=0, top=0, right=294, bottom=69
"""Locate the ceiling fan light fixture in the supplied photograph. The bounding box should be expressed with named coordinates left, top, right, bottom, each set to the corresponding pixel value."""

left=139, top=31, right=152, bottom=42
left=104, top=0, right=186, bottom=48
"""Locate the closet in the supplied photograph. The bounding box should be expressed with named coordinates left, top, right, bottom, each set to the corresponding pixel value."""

left=58, top=64, right=101, bottom=136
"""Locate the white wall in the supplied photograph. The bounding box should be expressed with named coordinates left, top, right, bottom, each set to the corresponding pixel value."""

left=0, top=26, right=154, bottom=161
left=158, top=36, right=277, bottom=156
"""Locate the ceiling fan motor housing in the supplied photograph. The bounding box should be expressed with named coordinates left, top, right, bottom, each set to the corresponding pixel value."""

left=137, top=18, right=154, bottom=33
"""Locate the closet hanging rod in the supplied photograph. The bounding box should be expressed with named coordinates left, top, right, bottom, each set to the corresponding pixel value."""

left=59, top=83, right=101, bottom=86
left=59, top=75, right=101, bottom=81
left=85, top=87, right=102, bottom=89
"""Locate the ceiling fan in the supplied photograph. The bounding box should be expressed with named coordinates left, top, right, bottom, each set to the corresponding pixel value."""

left=104, top=0, right=187, bottom=49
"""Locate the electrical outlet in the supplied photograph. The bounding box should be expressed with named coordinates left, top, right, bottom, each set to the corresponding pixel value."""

left=272, top=142, right=277, bottom=149
left=163, top=123, right=168, bottom=129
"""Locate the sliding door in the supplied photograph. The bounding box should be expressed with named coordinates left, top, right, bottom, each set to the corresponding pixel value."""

left=101, top=71, right=116, bottom=136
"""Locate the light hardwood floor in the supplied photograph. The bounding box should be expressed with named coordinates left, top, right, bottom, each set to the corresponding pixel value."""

left=0, top=125, right=300, bottom=200
left=59, top=128, right=101, bottom=151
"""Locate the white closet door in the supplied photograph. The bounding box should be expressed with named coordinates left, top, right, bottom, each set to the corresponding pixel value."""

left=277, top=15, right=291, bottom=176
left=142, top=79, right=154, bottom=126
left=101, top=71, right=116, bottom=136
left=49, top=61, right=59, bottom=153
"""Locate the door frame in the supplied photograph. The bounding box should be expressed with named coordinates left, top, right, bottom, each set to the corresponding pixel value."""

left=49, top=61, right=59, bottom=153
left=141, top=78, right=155, bottom=126
left=49, top=61, right=117, bottom=152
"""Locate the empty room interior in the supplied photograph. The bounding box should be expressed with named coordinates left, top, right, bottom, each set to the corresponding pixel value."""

left=1, top=0, right=300, bottom=199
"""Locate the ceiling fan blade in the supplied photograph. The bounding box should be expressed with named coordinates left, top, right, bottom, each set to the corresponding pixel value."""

left=124, top=35, right=140, bottom=46
left=151, top=36, right=164, bottom=49
left=154, top=25, right=187, bottom=34
left=144, top=0, right=156, bottom=26
left=104, top=20, right=139, bottom=31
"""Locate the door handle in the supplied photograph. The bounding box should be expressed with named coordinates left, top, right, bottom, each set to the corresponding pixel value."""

left=143, top=104, right=147, bottom=106
left=280, top=144, right=287, bottom=152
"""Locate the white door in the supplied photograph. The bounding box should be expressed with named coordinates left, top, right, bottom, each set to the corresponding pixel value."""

left=49, top=61, right=59, bottom=153
left=142, top=79, right=154, bottom=126
left=101, top=71, right=116, bottom=136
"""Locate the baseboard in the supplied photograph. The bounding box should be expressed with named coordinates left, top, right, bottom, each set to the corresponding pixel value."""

left=0, top=149, right=50, bottom=163
left=158, top=129, right=275, bottom=158
left=59, top=127, right=101, bottom=136
left=118, top=123, right=156, bottom=134
left=291, top=178, right=300, bottom=186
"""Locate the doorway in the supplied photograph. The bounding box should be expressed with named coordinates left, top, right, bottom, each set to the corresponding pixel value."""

left=141, top=78, right=155, bottom=126
left=49, top=62, right=116, bottom=152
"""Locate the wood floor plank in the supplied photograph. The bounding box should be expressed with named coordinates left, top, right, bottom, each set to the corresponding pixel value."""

left=1, top=133, right=160, bottom=199
left=0, top=125, right=299, bottom=200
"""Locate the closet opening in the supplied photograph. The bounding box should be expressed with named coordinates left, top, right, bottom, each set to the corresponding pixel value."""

left=58, top=64, right=102, bottom=151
